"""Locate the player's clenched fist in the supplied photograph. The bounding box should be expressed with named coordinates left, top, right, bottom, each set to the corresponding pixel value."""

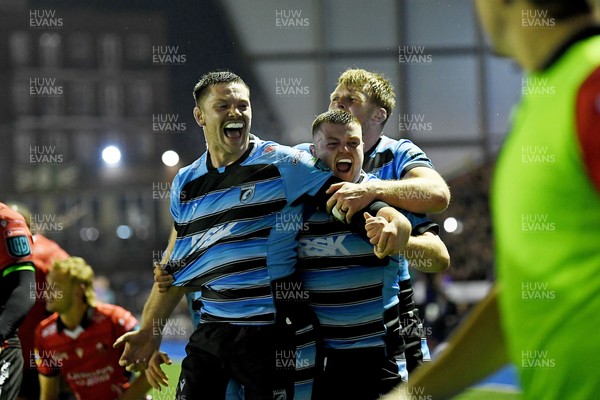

left=364, top=208, right=411, bottom=258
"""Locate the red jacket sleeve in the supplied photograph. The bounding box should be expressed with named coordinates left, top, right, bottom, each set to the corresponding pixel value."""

left=575, top=65, right=600, bottom=193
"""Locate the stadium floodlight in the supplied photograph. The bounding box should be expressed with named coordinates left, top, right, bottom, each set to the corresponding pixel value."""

left=443, top=217, right=460, bottom=233
left=79, top=227, right=99, bottom=241
left=116, top=225, right=133, bottom=239
left=102, top=145, right=121, bottom=165
left=162, top=150, right=179, bottom=167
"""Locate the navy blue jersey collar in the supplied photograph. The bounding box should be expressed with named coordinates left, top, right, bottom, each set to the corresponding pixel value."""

left=206, top=141, right=255, bottom=173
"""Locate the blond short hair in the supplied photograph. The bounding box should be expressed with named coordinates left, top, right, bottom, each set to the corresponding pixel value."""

left=337, top=68, right=395, bottom=127
left=52, top=257, right=97, bottom=306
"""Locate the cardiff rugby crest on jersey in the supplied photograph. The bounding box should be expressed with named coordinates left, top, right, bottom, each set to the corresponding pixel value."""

left=239, top=183, right=256, bottom=204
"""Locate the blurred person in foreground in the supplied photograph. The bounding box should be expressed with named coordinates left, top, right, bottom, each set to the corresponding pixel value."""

left=381, top=0, right=600, bottom=399
left=34, top=257, right=150, bottom=400
left=0, top=202, right=36, bottom=400
left=6, top=203, right=70, bottom=400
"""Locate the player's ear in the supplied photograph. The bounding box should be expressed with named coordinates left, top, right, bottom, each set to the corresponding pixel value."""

left=309, top=144, right=317, bottom=157
left=194, top=106, right=205, bottom=127
left=372, top=107, right=387, bottom=125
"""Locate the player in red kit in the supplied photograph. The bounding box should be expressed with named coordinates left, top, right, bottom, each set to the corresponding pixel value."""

left=34, top=257, right=150, bottom=400
left=0, top=202, right=36, bottom=400
left=6, top=203, right=70, bottom=400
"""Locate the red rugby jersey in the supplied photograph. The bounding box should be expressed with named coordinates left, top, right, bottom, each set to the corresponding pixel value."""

left=35, top=303, right=138, bottom=400
left=19, top=234, right=69, bottom=371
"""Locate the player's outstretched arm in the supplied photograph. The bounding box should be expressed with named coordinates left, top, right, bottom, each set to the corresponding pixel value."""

left=364, top=207, right=411, bottom=258
left=114, top=228, right=184, bottom=371
left=114, top=283, right=185, bottom=372
left=379, top=285, right=508, bottom=400
left=405, top=231, right=450, bottom=273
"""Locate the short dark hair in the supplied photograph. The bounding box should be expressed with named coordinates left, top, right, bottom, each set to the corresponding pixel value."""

left=192, top=71, right=249, bottom=106
left=529, top=0, right=591, bottom=20
left=312, top=109, right=361, bottom=137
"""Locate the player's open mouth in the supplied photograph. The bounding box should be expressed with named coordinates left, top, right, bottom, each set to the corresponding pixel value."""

left=224, top=121, right=244, bottom=139
left=336, top=158, right=352, bottom=173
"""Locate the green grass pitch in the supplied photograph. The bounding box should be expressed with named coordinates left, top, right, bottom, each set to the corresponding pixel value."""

left=145, top=359, right=523, bottom=399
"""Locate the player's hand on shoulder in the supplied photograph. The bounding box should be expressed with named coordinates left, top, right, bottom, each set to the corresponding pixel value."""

left=326, top=181, right=375, bottom=222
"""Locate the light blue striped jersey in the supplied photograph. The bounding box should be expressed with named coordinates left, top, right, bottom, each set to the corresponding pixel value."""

left=294, top=139, right=438, bottom=284
left=362, top=135, right=434, bottom=179
left=167, top=136, right=334, bottom=325
left=297, top=172, right=433, bottom=349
